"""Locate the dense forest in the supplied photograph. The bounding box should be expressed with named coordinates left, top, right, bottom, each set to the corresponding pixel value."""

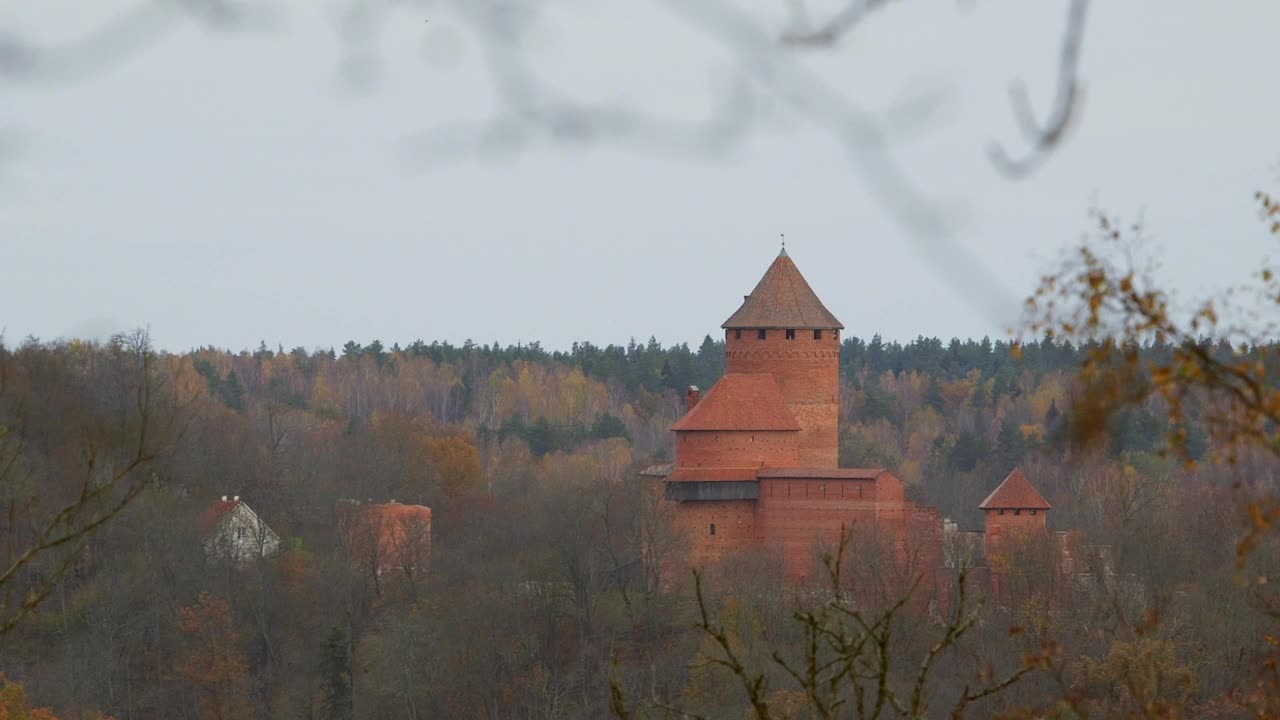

left=1, top=331, right=1276, bottom=718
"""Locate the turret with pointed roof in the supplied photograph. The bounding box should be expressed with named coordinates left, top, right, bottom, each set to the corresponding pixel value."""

left=980, top=468, right=1052, bottom=511
left=981, top=468, right=1050, bottom=550
left=723, top=249, right=844, bottom=330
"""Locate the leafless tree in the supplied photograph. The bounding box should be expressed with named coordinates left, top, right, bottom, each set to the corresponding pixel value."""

left=613, top=527, right=1054, bottom=719
left=0, top=329, right=193, bottom=633
left=388, top=511, right=433, bottom=601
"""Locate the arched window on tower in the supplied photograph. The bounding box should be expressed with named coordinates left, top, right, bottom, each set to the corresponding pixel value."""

left=814, top=330, right=822, bottom=340
left=758, top=329, right=767, bottom=340
left=786, top=329, right=796, bottom=340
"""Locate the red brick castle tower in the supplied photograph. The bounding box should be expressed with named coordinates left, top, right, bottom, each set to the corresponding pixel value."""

left=721, top=248, right=843, bottom=468
left=654, top=248, right=942, bottom=579
left=645, top=249, right=1073, bottom=591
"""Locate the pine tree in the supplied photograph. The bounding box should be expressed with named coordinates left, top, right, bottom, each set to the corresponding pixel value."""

left=1044, top=399, right=1061, bottom=430
left=221, top=371, right=246, bottom=413
left=527, top=417, right=558, bottom=457
left=969, top=379, right=989, bottom=409
left=923, top=378, right=946, bottom=412
left=591, top=413, right=631, bottom=442
left=193, top=358, right=223, bottom=397
left=996, top=419, right=1027, bottom=471
left=948, top=431, right=990, bottom=472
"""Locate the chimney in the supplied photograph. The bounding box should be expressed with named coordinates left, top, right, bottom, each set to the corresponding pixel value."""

left=221, top=495, right=227, bottom=502
left=686, top=385, right=701, bottom=412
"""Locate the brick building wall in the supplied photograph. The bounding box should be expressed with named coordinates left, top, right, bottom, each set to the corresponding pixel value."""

left=673, top=430, right=800, bottom=473
left=983, top=507, right=1047, bottom=554
left=670, top=498, right=758, bottom=566
left=750, top=472, right=934, bottom=581
left=758, top=478, right=896, bottom=579
left=725, top=329, right=840, bottom=468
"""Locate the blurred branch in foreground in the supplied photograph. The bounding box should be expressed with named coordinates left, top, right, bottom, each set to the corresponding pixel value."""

left=1, top=0, right=1092, bottom=323
left=409, top=0, right=1067, bottom=322
left=0, top=1, right=268, bottom=86
left=0, top=330, right=195, bottom=634
left=780, top=0, right=895, bottom=48
left=987, top=0, right=1089, bottom=178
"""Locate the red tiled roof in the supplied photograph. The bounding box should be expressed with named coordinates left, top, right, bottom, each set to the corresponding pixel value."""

left=339, top=501, right=433, bottom=528
left=337, top=502, right=433, bottom=571
left=198, top=500, right=239, bottom=534
left=722, top=250, right=843, bottom=330
left=671, top=373, right=801, bottom=432
left=756, top=468, right=886, bottom=480
left=979, top=468, right=1052, bottom=510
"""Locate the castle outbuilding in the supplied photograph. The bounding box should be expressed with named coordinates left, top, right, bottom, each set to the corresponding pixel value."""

left=980, top=467, right=1051, bottom=555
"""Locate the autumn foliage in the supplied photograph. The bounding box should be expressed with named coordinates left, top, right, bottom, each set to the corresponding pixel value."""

left=3, top=254, right=1280, bottom=716
left=175, top=594, right=253, bottom=720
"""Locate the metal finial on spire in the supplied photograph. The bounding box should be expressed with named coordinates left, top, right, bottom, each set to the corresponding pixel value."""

left=779, top=233, right=788, bottom=257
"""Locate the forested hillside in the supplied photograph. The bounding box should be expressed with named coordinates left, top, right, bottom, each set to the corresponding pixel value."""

left=1, top=331, right=1272, bottom=718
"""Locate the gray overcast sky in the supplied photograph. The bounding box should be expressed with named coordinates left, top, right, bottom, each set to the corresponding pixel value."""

left=1, top=1, right=1276, bottom=352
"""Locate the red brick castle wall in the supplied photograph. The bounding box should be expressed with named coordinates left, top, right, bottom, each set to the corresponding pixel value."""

left=725, top=329, right=840, bottom=468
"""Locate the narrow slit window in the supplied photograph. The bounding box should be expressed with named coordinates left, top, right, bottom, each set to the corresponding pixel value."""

left=814, top=329, right=822, bottom=340
left=709, top=523, right=716, bottom=536
left=758, top=329, right=767, bottom=340
left=786, top=329, right=796, bottom=340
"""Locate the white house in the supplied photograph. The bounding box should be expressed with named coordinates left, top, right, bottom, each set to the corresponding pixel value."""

left=199, top=496, right=281, bottom=563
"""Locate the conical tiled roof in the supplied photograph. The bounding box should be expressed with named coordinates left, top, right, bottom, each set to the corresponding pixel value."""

left=671, top=373, right=801, bottom=431
left=722, top=250, right=843, bottom=329
left=979, top=468, right=1052, bottom=510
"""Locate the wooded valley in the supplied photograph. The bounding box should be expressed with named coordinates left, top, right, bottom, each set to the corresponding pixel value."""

left=1, top=331, right=1276, bottom=718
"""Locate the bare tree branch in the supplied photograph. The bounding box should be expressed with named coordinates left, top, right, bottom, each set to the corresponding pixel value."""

left=988, top=0, right=1089, bottom=178
left=0, top=330, right=193, bottom=633
left=781, top=0, right=895, bottom=48
left=0, top=0, right=269, bottom=86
